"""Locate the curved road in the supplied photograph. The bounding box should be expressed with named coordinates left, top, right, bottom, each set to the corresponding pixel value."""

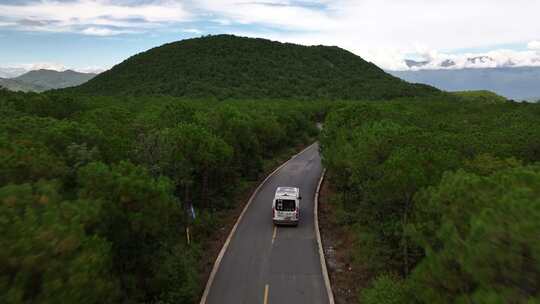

left=203, top=143, right=328, bottom=304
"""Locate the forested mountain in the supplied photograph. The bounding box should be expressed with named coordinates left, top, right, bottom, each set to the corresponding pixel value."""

left=71, top=35, right=439, bottom=100
left=0, top=69, right=96, bottom=92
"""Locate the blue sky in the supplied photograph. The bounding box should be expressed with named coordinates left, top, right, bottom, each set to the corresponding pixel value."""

left=0, top=0, right=539, bottom=74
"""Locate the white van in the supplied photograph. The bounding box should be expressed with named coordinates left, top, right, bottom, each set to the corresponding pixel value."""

left=272, top=187, right=301, bottom=226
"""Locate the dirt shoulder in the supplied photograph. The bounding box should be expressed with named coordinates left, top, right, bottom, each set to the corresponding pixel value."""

left=318, top=177, right=368, bottom=304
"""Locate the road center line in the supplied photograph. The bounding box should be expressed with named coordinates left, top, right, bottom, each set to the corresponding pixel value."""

left=263, top=284, right=269, bottom=304
left=271, top=226, right=277, bottom=244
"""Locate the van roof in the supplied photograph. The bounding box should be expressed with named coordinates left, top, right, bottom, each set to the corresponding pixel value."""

left=275, top=187, right=299, bottom=198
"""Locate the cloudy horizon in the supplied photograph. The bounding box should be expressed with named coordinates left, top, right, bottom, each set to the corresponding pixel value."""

left=1, top=0, right=539, bottom=75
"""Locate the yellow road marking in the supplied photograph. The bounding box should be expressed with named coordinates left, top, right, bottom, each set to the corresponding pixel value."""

left=271, top=226, right=277, bottom=244
left=264, top=284, right=269, bottom=304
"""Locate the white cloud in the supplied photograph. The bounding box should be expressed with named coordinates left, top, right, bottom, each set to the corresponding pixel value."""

left=0, top=63, right=66, bottom=78
left=81, top=26, right=139, bottom=36
left=182, top=28, right=202, bottom=34
left=1, top=0, right=539, bottom=69
left=0, top=0, right=191, bottom=35
left=0, top=67, right=28, bottom=78
left=197, top=0, right=338, bottom=31
left=77, top=66, right=108, bottom=74
left=0, top=21, right=16, bottom=27
left=196, top=0, right=540, bottom=69
left=212, top=18, right=232, bottom=26
left=82, top=27, right=114, bottom=36
left=528, top=41, right=540, bottom=51
left=20, top=62, right=68, bottom=72
left=197, top=0, right=540, bottom=49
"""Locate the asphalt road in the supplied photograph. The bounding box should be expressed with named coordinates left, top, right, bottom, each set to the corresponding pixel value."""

left=204, top=143, right=328, bottom=304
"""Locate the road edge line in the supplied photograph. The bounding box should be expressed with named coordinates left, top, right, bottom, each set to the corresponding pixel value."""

left=199, top=142, right=317, bottom=304
left=314, top=168, right=335, bottom=304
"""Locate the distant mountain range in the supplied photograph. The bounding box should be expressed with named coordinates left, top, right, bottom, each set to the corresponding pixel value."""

left=403, top=55, right=540, bottom=70
left=0, top=69, right=97, bottom=92
left=391, top=66, right=540, bottom=101
left=404, top=57, right=492, bottom=69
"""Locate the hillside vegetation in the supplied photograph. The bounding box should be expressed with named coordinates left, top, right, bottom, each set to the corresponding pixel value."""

left=0, top=89, right=325, bottom=303
left=452, top=90, right=508, bottom=104
left=320, top=98, right=540, bottom=303
left=72, top=35, right=440, bottom=100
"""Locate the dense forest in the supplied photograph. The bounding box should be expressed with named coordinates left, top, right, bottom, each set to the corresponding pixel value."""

left=320, top=97, right=540, bottom=303
left=0, top=89, right=327, bottom=303
left=2, top=34, right=538, bottom=304
left=69, top=35, right=440, bottom=100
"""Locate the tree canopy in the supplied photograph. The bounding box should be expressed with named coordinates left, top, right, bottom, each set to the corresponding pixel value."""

left=320, top=98, right=540, bottom=303
left=0, top=89, right=323, bottom=303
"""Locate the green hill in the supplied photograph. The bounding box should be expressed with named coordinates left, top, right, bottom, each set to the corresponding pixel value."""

left=452, top=90, right=508, bottom=104
left=72, top=35, right=440, bottom=99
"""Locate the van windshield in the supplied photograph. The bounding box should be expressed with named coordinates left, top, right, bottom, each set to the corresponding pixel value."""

left=275, top=199, right=296, bottom=211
